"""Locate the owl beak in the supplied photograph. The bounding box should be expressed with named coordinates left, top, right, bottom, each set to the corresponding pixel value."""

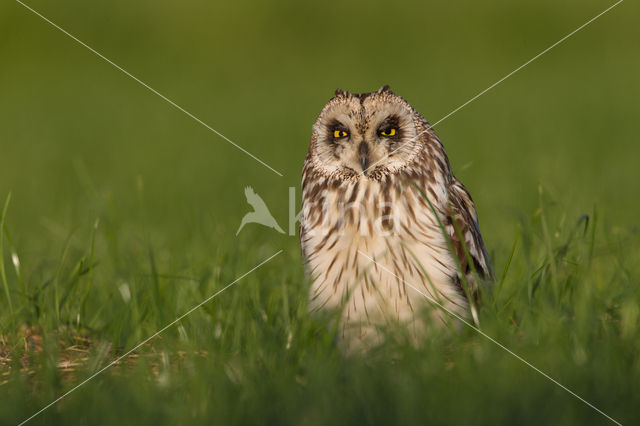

left=358, top=142, right=370, bottom=173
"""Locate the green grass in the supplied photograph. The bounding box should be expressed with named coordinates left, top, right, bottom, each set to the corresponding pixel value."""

left=1, top=0, right=639, bottom=424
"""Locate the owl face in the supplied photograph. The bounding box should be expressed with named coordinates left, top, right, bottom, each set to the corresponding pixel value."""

left=310, top=86, right=422, bottom=178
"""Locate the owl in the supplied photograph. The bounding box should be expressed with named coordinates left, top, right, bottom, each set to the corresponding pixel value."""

left=300, top=86, right=493, bottom=352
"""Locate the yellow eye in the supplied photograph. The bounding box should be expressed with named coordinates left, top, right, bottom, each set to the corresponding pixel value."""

left=333, top=129, right=348, bottom=139
left=380, top=128, right=397, bottom=137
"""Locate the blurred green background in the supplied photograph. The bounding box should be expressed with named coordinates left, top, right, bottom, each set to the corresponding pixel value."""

left=0, top=0, right=638, bottom=424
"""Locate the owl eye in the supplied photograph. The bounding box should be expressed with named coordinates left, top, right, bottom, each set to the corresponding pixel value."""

left=379, top=127, right=397, bottom=137
left=333, top=129, right=349, bottom=139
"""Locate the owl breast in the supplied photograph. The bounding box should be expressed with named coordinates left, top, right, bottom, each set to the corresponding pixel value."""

left=300, top=174, right=468, bottom=350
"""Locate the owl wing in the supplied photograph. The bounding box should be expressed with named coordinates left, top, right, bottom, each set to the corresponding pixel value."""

left=446, top=177, right=494, bottom=284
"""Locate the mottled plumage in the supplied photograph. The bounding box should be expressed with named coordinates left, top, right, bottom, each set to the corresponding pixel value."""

left=300, top=86, right=492, bottom=352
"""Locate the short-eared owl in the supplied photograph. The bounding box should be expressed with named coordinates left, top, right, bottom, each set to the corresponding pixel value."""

left=300, top=86, right=493, bottom=352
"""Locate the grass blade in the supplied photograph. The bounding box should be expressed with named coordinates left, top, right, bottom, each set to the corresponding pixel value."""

left=0, top=192, right=13, bottom=317
left=494, top=231, right=518, bottom=308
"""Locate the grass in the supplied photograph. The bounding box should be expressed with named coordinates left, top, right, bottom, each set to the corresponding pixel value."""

left=1, top=0, right=639, bottom=424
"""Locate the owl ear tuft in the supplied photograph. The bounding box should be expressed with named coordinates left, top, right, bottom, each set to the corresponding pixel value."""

left=378, top=85, right=391, bottom=94
left=334, top=88, right=348, bottom=97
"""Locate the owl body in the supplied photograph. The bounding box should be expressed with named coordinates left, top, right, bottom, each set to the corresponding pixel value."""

left=301, top=87, right=491, bottom=351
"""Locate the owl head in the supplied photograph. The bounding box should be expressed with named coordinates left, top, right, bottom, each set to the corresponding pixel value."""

left=308, top=85, right=430, bottom=179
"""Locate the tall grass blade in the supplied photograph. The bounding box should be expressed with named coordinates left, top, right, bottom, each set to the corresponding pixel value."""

left=0, top=193, right=14, bottom=317
left=82, top=218, right=100, bottom=325
left=538, top=185, right=558, bottom=300
left=495, top=231, right=518, bottom=308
